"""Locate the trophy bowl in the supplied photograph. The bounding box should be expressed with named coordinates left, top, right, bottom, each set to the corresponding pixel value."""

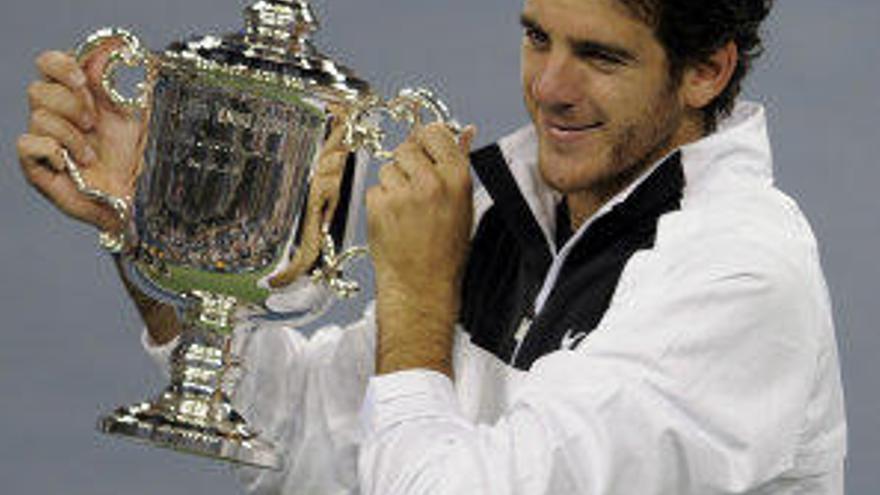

left=63, top=0, right=458, bottom=469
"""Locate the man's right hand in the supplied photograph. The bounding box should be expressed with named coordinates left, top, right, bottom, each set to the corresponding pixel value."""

left=17, top=44, right=182, bottom=345
left=17, top=43, right=146, bottom=234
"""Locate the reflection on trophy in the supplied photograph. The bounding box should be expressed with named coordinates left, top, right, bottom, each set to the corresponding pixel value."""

left=63, top=0, right=458, bottom=469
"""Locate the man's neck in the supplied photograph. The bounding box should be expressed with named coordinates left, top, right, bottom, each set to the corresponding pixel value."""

left=565, top=193, right=605, bottom=231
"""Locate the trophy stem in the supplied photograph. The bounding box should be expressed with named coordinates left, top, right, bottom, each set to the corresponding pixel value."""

left=99, top=293, right=283, bottom=470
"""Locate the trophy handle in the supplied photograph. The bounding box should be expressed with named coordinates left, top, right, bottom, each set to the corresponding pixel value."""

left=305, top=88, right=460, bottom=298
left=307, top=223, right=369, bottom=299
left=61, top=149, right=130, bottom=253
left=63, top=28, right=152, bottom=253
left=344, top=87, right=462, bottom=160
left=75, top=27, right=151, bottom=112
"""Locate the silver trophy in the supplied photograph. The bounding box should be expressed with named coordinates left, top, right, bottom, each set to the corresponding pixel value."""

left=63, top=0, right=458, bottom=469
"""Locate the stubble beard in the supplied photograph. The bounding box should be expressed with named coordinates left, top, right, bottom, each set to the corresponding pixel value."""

left=591, top=87, right=683, bottom=203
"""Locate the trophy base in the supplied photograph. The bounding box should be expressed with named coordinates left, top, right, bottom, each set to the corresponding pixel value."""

left=99, top=398, right=282, bottom=470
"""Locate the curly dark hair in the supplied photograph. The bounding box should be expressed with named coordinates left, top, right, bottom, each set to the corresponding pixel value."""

left=618, top=0, right=774, bottom=130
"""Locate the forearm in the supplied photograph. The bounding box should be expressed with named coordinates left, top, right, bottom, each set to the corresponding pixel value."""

left=366, top=123, right=474, bottom=379
left=375, top=290, right=457, bottom=377
left=114, top=258, right=181, bottom=345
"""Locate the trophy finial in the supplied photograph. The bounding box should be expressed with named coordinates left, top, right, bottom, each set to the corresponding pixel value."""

left=244, top=0, right=320, bottom=54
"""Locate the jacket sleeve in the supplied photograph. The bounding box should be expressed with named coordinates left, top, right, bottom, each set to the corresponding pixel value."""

left=138, top=186, right=498, bottom=494
left=143, top=304, right=378, bottom=494
left=357, top=233, right=844, bottom=494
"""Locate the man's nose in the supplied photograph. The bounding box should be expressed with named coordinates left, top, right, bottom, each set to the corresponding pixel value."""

left=532, top=51, right=582, bottom=111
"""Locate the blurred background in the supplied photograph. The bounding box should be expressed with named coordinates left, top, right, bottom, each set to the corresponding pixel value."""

left=1, top=0, right=877, bottom=493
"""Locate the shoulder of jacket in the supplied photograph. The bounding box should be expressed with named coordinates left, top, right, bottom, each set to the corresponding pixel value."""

left=649, top=184, right=822, bottom=288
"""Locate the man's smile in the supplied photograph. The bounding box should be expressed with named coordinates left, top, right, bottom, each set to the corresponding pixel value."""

left=539, top=114, right=604, bottom=143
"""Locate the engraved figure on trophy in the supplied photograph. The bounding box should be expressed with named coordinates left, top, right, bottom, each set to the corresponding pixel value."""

left=58, top=0, right=460, bottom=469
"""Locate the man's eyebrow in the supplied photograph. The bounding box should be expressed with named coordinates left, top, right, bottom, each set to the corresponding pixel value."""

left=519, top=14, right=542, bottom=32
left=519, top=13, right=638, bottom=63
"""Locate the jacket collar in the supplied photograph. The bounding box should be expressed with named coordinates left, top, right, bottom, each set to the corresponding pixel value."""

left=679, top=101, right=775, bottom=202
left=488, top=101, right=774, bottom=242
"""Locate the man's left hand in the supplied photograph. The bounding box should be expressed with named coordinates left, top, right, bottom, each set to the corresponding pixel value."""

left=367, top=122, right=476, bottom=377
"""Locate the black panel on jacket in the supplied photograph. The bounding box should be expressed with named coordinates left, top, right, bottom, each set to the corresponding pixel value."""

left=461, top=144, right=684, bottom=370
left=461, top=144, right=552, bottom=362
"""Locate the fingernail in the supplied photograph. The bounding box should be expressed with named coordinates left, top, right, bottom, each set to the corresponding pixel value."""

left=81, top=113, right=95, bottom=130
left=72, top=71, right=87, bottom=88
left=83, top=145, right=98, bottom=164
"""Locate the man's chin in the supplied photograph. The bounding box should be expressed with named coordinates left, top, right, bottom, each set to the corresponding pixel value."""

left=537, top=155, right=604, bottom=195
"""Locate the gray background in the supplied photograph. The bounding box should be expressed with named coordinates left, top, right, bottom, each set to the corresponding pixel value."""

left=1, top=0, right=877, bottom=493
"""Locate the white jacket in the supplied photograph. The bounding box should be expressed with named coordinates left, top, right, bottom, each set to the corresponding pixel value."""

left=146, top=102, right=847, bottom=494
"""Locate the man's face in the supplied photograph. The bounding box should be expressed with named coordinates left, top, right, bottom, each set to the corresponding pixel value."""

left=521, top=0, right=694, bottom=199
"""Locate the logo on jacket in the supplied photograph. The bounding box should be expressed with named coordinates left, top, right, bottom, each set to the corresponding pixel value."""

left=561, top=327, right=587, bottom=350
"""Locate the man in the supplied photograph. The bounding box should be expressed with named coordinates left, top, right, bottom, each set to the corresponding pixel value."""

left=18, top=0, right=846, bottom=493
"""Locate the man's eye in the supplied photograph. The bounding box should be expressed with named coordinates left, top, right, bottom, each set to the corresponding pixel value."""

left=577, top=49, right=625, bottom=69
left=524, top=27, right=549, bottom=49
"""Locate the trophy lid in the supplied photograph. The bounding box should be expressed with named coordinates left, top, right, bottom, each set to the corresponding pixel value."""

left=163, top=0, right=372, bottom=104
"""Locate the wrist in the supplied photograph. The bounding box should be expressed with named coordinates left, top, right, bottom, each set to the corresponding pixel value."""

left=375, top=284, right=458, bottom=377
left=114, top=258, right=181, bottom=345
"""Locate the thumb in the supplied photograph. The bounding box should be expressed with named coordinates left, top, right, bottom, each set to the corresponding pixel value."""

left=458, top=125, right=477, bottom=154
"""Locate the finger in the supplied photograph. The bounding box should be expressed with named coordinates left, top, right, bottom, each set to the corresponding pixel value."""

left=416, top=122, right=476, bottom=166
left=417, top=123, right=476, bottom=188
left=326, top=103, right=347, bottom=120
left=35, top=51, right=97, bottom=123
left=268, top=260, right=307, bottom=288
left=321, top=105, right=357, bottom=161
left=27, top=81, right=94, bottom=131
left=321, top=114, right=345, bottom=149
left=78, top=37, right=129, bottom=111
left=297, top=179, right=335, bottom=261
left=313, top=150, right=349, bottom=229
left=269, top=178, right=334, bottom=288
left=314, top=149, right=349, bottom=180
left=459, top=125, right=477, bottom=154
left=18, top=133, right=65, bottom=174
left=320, top=182, right=341, bottom=227
left=29, top=109, right=98, bottom=167
left=269, top=214, right=321, bottom=288
left=391, top=139, right=437, bottom=183
left=326, top=121, right=347, bottom=150
left=18, top=134, right=118, bottom=230
left=377, top=161, right=409, bottom=191
left=36, top=50, right=87, bottom=91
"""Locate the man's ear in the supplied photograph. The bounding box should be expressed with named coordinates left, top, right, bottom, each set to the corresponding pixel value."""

left=679, top=41, right=738, bottom=110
